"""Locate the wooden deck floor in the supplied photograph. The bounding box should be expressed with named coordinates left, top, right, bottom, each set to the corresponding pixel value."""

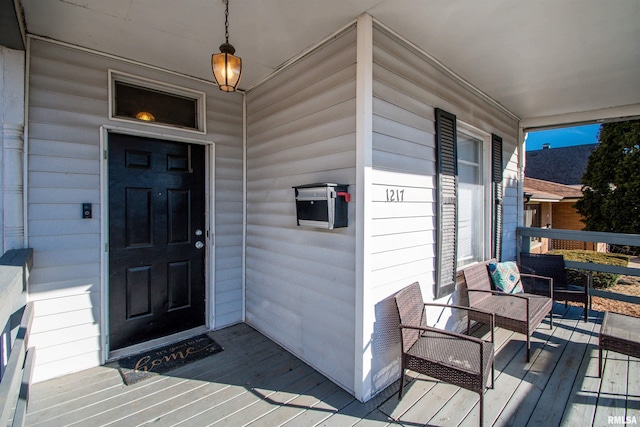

left=26, top=304, right=639, bottom=426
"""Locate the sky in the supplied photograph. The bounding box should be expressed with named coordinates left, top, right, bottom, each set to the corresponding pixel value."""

left=525, top=123, right=601, bottom=151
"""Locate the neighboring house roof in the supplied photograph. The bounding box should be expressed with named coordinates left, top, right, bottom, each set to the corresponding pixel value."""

left=524, top=177, right=583, bottom=203
left=525, top=143, right=598, bottom=185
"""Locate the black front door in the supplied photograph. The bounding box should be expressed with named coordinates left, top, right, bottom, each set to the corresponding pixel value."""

left=108, top=133, right=206, bottom=351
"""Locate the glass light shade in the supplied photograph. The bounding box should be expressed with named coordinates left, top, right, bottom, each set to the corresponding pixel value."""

left=135, top=111, right=155, bottom=122
left=212, top=48, right=242, bottom=92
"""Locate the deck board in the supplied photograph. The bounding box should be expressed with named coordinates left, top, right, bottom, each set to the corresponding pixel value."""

left=26, top=305, right=639, bottom=426
left=526, top=310, right=601, bottom=427
left=494, top=306, right=582, bottom=427
left=593, top=352, right=629, bottom=426
left=378, top=374, right=439, bottom=422
left=243, top=374, right=338, bottom=426
left=558, top=311, right=605, bottom=427
left=628, top=357, right=640, bottom=418
left=279, top=387, right=355, bottom=426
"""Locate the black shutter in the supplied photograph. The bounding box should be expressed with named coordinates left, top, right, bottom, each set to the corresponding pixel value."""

left=435, top=108, right=458, bottom=299
left=492, top=134, right=503, bottom=261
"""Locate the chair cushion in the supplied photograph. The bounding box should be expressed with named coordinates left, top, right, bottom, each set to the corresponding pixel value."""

left=488, top=261, right=524, bottom=294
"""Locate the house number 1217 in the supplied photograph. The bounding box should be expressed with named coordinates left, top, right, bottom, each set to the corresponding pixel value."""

left=386, top=188, right=405, bottom=202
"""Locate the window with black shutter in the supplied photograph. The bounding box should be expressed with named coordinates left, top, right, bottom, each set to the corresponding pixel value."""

left=434, top=110, right=504, bottom=298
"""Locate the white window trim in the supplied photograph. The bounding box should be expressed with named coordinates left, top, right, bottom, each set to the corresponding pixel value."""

left=457, top=121, right=492, bottom=265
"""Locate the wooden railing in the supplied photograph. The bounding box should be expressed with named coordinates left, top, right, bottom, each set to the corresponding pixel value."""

left=0, top=249, right=35, bottom=427
left=0, top=303, right=35, bottom=427
left=518, top=228, right=640, bottom=305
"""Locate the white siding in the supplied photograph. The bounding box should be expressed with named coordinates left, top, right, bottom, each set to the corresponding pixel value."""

left=364, top=25, right=519, bottom=398
left=502, top=145, right=521, bottom=260
left=27, top=39, right=244, bottom=382
left=24, top=18, right=522, bottom=398
left=245, top=27, right=358, bottom=394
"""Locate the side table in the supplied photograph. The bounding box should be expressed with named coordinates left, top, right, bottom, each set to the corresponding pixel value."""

left=599, top=311, right=640, bottom=377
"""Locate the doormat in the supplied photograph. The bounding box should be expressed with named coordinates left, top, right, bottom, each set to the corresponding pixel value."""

left=116, top=334, right=223, bottom=385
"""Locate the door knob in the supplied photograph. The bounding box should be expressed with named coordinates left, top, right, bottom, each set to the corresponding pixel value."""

left=195, top=241, right=204, bottom=249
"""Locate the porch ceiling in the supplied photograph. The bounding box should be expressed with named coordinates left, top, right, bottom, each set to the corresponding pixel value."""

left=20, top=0, right=640, bottom=124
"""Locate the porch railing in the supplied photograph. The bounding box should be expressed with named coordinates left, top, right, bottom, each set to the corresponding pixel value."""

left=0, top=248, right=35, bottom=427
left=517, top=227, right=640, bottom=305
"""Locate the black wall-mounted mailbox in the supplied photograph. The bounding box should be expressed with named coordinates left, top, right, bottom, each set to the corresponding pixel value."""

left=293, top=183, right=350, bottom=230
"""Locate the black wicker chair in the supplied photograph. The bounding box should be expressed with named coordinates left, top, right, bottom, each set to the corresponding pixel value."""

left=519, top=253, right=591, bottom=321
left=393, top=282, right=495, bottom=426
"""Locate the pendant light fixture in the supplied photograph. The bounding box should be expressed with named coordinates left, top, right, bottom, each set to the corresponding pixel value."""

left=212, top=0, right=242, bottom=92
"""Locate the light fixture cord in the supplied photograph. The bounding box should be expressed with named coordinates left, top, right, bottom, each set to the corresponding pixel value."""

left=224, top=0, right=230, bottom=43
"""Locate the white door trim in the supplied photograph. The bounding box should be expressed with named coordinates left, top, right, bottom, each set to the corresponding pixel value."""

left=99, top=125, right=216, bottom=363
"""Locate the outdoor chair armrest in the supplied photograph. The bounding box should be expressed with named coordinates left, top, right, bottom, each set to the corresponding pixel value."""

left=520, top=273, right=554, bottom=299
left=466, top=289, right=496, bottom=295
left=423, top=303, right=495, bottom=342
left=423, top=302, right=495, bottom=320
left=519, top=264, right=535, bottom=274
left=567, top=268, right=590, bottom=279
left=566, top=268, right=592, bottom=291
left=398, top=324, right=488, bottom=346
left=468, top=288, right=531, bottom=300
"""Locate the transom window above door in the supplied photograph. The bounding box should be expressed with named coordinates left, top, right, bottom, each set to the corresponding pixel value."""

left=109, top=71, right=206, bottom=133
